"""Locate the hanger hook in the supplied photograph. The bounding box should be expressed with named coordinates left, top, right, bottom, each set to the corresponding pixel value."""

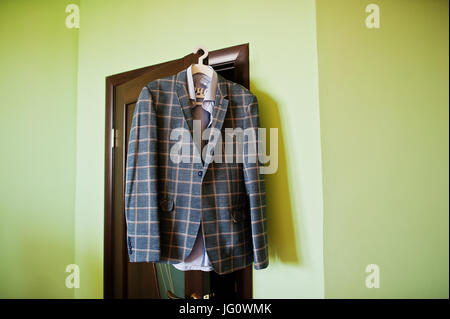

left=193, top=46, right=208, bottom=65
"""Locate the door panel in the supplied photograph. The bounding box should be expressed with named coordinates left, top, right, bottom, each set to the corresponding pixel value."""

left=105, top=43, right=251, bottom=299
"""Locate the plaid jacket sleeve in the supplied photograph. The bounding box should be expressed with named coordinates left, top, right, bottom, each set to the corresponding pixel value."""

left=125, top=86, right=160, bottom=262
left=243, top=95, right=269, bottom=270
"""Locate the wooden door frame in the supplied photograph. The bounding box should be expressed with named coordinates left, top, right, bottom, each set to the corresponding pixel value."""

left=104, top=43, right=251, bottom=299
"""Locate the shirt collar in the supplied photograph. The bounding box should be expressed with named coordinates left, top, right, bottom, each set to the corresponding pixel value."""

left=186, top=64, right=218, bottom=102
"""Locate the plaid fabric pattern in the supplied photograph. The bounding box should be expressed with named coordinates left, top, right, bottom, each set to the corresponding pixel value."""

left=125, top=68, right=268, bottom=274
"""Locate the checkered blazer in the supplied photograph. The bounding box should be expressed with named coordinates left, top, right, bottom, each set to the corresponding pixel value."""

left=125, top=68, right=268, bottom=274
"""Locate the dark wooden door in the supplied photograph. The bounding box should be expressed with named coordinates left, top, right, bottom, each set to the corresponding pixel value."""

left=104, top=43, right=252, bottom=299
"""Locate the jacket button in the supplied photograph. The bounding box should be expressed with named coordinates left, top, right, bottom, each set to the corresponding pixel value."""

left=197, top=171, right=203, bottom=177
left=159, top=198, right=174, bottom=212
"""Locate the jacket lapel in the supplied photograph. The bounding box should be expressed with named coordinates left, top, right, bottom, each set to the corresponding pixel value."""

left=175, top=70, right=193, bottom=134
left=204, top=75, right=229, bottom=168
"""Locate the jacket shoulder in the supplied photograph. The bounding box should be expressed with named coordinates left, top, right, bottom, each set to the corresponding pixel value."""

left=224, top=79, right=258, bottom=107
left=145, top=74, right=177, bottom=93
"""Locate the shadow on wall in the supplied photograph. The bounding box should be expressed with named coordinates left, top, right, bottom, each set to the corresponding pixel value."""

left=252, top=87, right=300, bottom=265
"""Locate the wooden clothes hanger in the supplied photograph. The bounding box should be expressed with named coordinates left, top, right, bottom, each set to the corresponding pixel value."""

left=191, top=46, right=214, bottom=78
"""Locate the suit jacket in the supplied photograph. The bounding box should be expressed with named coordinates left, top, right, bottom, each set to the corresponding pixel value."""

left=125, top=68, right=268, bottom=274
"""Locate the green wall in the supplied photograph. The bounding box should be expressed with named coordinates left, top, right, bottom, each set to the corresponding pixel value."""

left=0, top=0, right=79, bottom=298
left=316, top=0, right=449, bottom=298
left=1, top=0, right=448, bottom=299
left=74, top=0, right=324, bottom=299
